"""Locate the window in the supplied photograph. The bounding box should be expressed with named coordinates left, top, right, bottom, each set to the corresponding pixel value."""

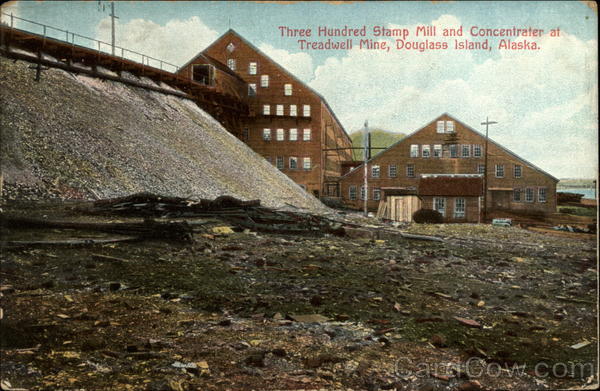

left=525, top=188, right=534, bottom=202
left=436, top=121, right=445, bottom=133
left=242, top=128, right=249, bottom=141
left=248, top=83, right=257, bottom=97
left=290, top=105, right=297, bottom=116
left=473, top=144, right=482, bottom=157
left=388, top=165, right=397, bottom=178
left=406, top=164, right=415, bottom=178
left=495, top=164, right=505, bottom=178
left=289, top=157, right=298, bottom=169
left=422, top=145, right=431, bottom=158
left=514, top=165, right=522, bottom=178
left=260, top=74, right=269, bottom=87
left=454, top=197, right=465, bottom=218
left=446, top=121, right=455, bottom=133
left=434, top=197, right=446, bottom=217
left=373, top=188, right=381, bottom=201
left=263, top=105, right=270, bottom=115
left=360, top=186, right=367, bottom=200
left=433, top=144, right=442, bottom=158
left=410, top=144, right=419, bottom=157
left=227, top=58, right=236, bottom=70
left=450, top=144, right=458, bottom=158
left=462, top=144, right=470, bottom=158
left=303, top=105, right=311, bottom=117
left=248, top=62, right=257, bottom=75
left=303, top=157, right=311, bottom=170
left=284, top=83, right=292, bottom=96
left=226, top=43, right=235, bottom=52
left=477, top=164, right=485, bottom=175
left=276, top=128, right=284, bottom=141
left=538, top=187, right=547, bottom=203
left=513, top=188, right=521, bottom=202
left=263, top=128, right=271, bottom=141
left=289, top=128, right=298, bottom=141
left=276, top=105, right=284, bottom=116
left=276, top=156, right=284, bottom=169
left=371, top=165, right=380, bottom=178
left=349, top=185, right=357, bottom=200
left=303, top=129, right=311, bottom=141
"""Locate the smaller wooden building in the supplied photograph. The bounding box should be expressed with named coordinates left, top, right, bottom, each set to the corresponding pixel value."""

left=418, top=174, right=483, bottom=223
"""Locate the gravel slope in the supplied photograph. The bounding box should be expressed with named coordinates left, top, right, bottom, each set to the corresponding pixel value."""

left=0, top=55, right=326, bottom=211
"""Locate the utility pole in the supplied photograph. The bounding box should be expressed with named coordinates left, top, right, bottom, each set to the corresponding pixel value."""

left=109, top=1, right=118, bottom=55
left=363, top=120, right=369, bottom=216
left=481, top=117, right=497, bottom=222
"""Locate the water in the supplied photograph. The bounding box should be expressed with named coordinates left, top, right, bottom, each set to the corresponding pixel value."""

left=557, top=188, right=597, bottom=200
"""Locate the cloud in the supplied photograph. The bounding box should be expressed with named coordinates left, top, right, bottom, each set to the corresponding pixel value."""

left=257, top=43, right=314, bottom=82
left=95, top=16, right=218, bottom=67
left=308, top=14, right=598, bottom=178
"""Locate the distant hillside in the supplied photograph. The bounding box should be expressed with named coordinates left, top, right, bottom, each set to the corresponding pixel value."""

left=349, top=129, right=405, bottom=160
left=557, top=179, right=596, bottom=188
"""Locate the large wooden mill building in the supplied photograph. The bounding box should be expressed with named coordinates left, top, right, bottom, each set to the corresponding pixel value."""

left=178, top=29, right=353, bottom=198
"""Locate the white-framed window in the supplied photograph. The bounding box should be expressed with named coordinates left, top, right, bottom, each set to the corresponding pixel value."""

left=226, top=43, right=235, bottom=52
left=276, top=104, right=284, bottom=116
left=227, top=58, right=236, bottom=70
left=289, top=128, right=298, bottom=141
left=433, top=144, right=442, bottom=158
left=276, top=156, right=284, bottom=169
left=248, top=83, right=257, bottom=97
left=422, top=145, right=431, bottom=158
left=525, top=187, right=534, bottom=202
left=371, top=165, right=380, bottom=178
left=513, top=188, right=521, bottom=202
left=446, top=121, right=455, bottom=133
left=373, top=188, right=381, bottom=201
left=303, top=128, right=311, bottom=141
left=303, top=157, right=311, bottom=170
left=538, top=187, right=547, bottom=203
left=436, top=120, right=445, bottom=133
left=406, top=164, right=415, bottom=178
left=290, top=105, right=297, bottom=116
left=450, top=144, right=458, bottom=158
left=262, top=128, right=271, bottom=141
left=303, top=105, right=311, bottom=117
left=260, top=74, right=269, bottom=87
left=360, top=186, right=367, bottom=200
left=477, top=164, right=485, bottom=175
left=462, top=144, right=470, bottom=158
left=289, top=156, right=298, bottom=169
left=410, top=144, right=419, bottom=157
left=454, top=197, right=465, bottom=218
left=388, top=164, right=397, bottom=178
left=276, top=128, right=284, bottom=141
left=473, top=144, right=482, bottom=157
left=284, top=83, right=292, bottom=96
left=514, top=165, right=522, bottom=178
left=495, top=164, right=504, bottom=178
left=434, top=197, right=446, bottom=217
left=349, top=185, right=357, bottom=200
left=248, top=62, right=257, bottom=75
left=263, top=105, right=270, bottom=115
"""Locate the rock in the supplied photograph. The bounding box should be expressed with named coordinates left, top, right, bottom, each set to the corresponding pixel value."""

left=146, top=379, right=184, bottom=391
left=430, top=334, right=447, bottom=347
left=271, top=348, right=287, bottom=357
left=218, top=319, right=232, bottom=326
left=310, top=295, right=323, bottom=306
left=457, top=380, right=482, bottom=391
left=304, top=353, right=343, bottom=368
left=108, top=282, right=121, bottom=291
left=211, top=226, right=234, bottom=235
left=344, top=227, right=376, bottom=240
left=289, top=314, right=329, bottom=323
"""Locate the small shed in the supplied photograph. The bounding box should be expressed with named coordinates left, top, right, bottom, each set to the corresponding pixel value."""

left=418, top=174, right=483, bottom=223
left=376, top=187, right=421, bottom=222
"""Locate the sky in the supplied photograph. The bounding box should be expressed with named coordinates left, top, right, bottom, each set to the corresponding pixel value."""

left=1, top=1, right=597, bottom=179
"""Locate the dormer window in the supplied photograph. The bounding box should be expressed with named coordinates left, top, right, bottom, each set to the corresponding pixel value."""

left=227, top=58, right=236, bottom=70
left=226, top=43, right=235, bottom=52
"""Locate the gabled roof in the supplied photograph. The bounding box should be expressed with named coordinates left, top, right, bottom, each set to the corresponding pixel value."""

left=340, top=113, right=559, bottom=182
left=196, top=29, right=352, bottom=145
left=177, top=51, right=247, bottom=83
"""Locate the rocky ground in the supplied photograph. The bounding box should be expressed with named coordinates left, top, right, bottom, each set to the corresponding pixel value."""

left=0, top=201, right=598, bottom=391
